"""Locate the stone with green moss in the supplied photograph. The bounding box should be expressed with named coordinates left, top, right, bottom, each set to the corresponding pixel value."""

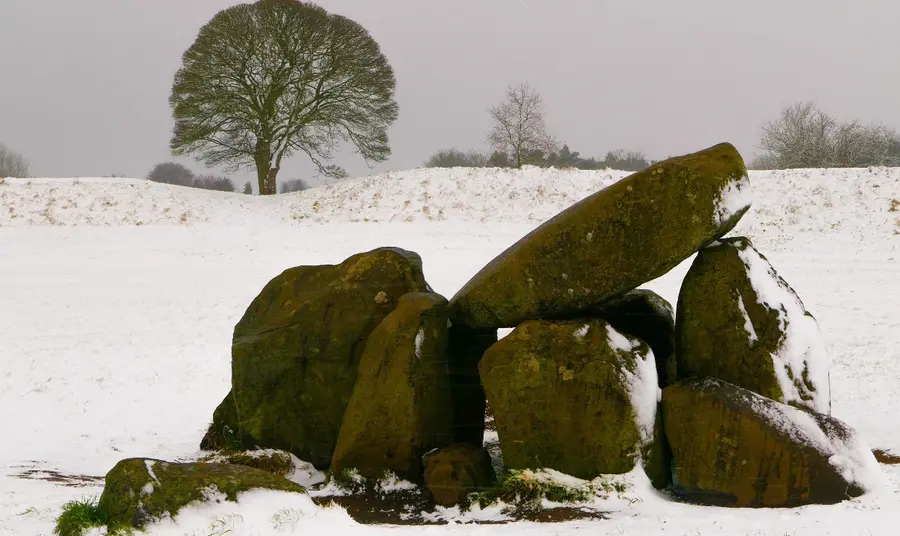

left=96, top=458, right=305, bottom=530
left=422, top=443, right=496, bottom=506
left=230, top=247, right=430, bottom=468
left=200, top=449, right=295, bottom=476
left=479, top=318, right=666, bottom=484
left=199, top=390, right=255, bottom=452
left=675, top=237, right=830, bottom=413
left=591, top=289, right=677, bottom=388
left=331, top=292, right=454, bottom=481
left=662, top=378, right=871, bottom=507
left=449, top=143, right=751, bottom=329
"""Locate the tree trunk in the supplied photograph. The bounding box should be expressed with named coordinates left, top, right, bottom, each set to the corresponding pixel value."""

left=255, top=164, right=279, bottom=195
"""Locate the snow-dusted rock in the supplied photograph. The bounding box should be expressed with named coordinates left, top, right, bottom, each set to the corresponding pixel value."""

left=450, top=142, right=751, bottom=330
left=662, top=378, right=882, bottom=507
left=478, top=318, right=668, bottom=487
left=422, top=443, right=496, bottom=506
left=331, top=292, right=454, bottom=482
left=676, top=236, right=831, bottom=413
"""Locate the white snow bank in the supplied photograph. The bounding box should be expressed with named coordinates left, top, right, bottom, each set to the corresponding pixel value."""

left=734, top=379, right=885, bottom=492
left=2, top=166, right=898, bottom=238
left=136, top=488, right=360, bottom=536
left=736, top=242, right=832, bottom=414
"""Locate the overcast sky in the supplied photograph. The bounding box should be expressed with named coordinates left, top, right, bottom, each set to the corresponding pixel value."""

left=1, top=0, right=899, bottom=187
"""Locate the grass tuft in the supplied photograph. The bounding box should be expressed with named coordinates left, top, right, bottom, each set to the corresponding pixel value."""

left=54, top=497, right=107, bottom=536
left=467, top=470, right=596, bottom=514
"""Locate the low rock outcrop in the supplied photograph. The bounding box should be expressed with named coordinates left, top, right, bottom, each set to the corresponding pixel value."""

left=662, top=378, right=880, bottom=507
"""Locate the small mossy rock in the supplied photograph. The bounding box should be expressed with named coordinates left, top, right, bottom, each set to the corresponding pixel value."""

left=592, top=289, right=677, bottom=388
left=97, top=458, right=305, bottom=530
left=331, top=292, right=455, bottom=482
left=423, top=443, right=496, bottom=507
left=199, top=390, right=255, bottom=451
left=479, top=319, right=666, bottom=483
left=676, top=237, right=831, bottom=414
left=662, top=378, right=880, bottom=507
left=449, top=143, right=751, bottom=329
left=447, top=325, right=496, bottom=447
left=231, top=247, right=430, bottom=468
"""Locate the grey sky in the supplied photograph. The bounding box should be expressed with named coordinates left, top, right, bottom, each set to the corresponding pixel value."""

left=1, top=0, right=899, bottom=186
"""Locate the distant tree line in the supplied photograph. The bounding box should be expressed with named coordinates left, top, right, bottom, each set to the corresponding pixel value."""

left=752, top=101, right=900, bottom=169
left=146, top=162, right=241, bottom=192
left=0, top=143, right=30, bottom=178
left=424, top=82, right=652, bottom=172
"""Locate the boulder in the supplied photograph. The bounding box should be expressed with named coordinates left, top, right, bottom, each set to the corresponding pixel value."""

left=447, top=325, right=497, bottom=446
left=230, top=247, right=430, bottom=468
left=676, top=237, right=831, bottom=413
left=479, top=319, right=666, bottom=484
left=592, top=289, right=677, bottom=388
left=662, top=378, right=881, bottom=507
left=97, top=458, right=305, bottom=530
left=331, top=292, right=454, bottom=481
left=450, top=142, right=751, bottom=329
left=199, top=390, right=254, bottom=451
left=423, top=443, right=496, bottom=507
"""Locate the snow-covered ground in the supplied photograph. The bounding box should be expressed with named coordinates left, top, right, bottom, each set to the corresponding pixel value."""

left=1, top=166, right=898, bottom=535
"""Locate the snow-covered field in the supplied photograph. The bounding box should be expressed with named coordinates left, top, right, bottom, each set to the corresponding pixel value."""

left=1, top=166, right=899, bottom=535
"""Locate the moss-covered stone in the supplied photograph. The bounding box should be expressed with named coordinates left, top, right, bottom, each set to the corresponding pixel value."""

left=331, top=292, right=454, bottom=482
left=479, top=319, right=666, bottom=483
left=449, top=143, right=751, bottom=329
left=676, top=237, right=830, bottom=413
left=422, top=443, right=496, bottom=506
left=96, top=458, right=305, bottom=530
left=447, top=325, right=496, bottom=447
left=230, top=247, right=430, bottom=468
left=200, top=449, right=294, bottom=476
left=199, top=390, right=255, bottom=451
left=592, top=289, right=677, bottom=388
left=662, top=378, right=871, bottom=507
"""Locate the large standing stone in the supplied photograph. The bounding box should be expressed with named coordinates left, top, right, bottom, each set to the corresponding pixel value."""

left=479, top=319, right=666, bottom=484
left=230, top=247, right=430, bottom=468
left=423, top=443, right=496, bottom=507
left=662, top=378, right=881, bottom=507
left=676, top=237, right=831, bottom=414
left=592, top=289, right=677, bottom=388
left=449, top=143, right=751, bottom=329
left=331, top=292, right=454, bottom=482
left=447, top=325, right=497, bottom=447
left=97, top=458, right=306, bottom=530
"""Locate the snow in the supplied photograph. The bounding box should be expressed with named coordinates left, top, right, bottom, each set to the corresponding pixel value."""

left=572, top=324, right=590, bottom=339
left=414, top=328, right=424, bottom=360
left=145, top=460, right=160, bottom=485
left=609, top=325, right=661, bottom=447
left=605, top=323, right=639, bottom=353
left=1, top=166, right=899, bottom=535
left=737, top=241, right=832, bottom=414
left=736, top=293, right=759, bottom=344
left=714, top=171, right=753, bottom=226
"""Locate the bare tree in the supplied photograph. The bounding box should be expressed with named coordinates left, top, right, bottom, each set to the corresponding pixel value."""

left=758, top=101, right=900, bottom=168
left=487, top=82, right=557, bottom=168
left=0, top=143, right=30, bottom=178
